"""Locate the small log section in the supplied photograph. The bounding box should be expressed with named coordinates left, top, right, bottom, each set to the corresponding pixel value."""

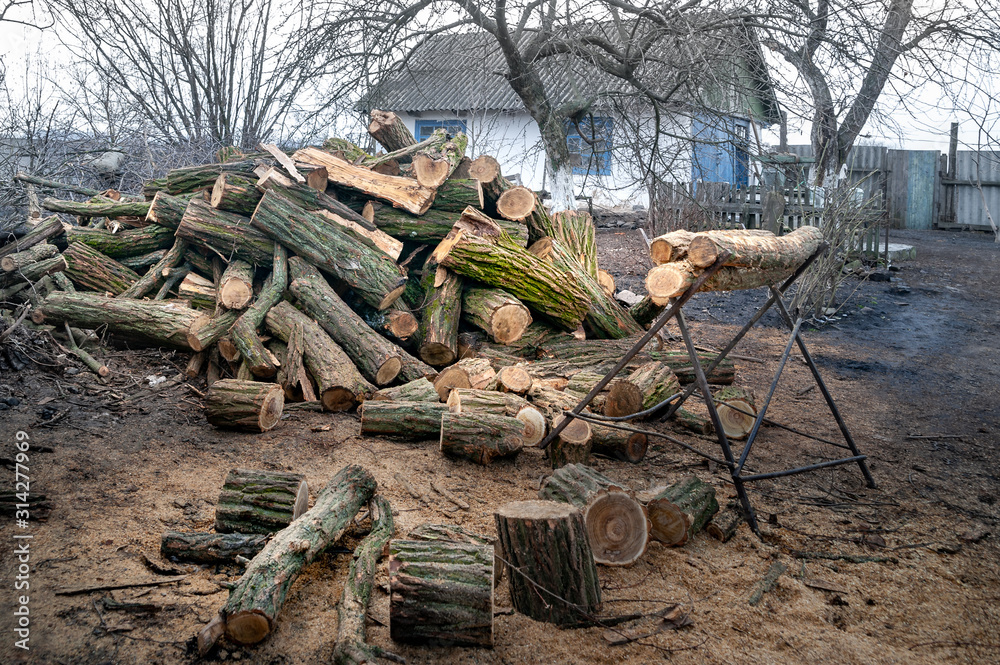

left=389, top=539, right=494, bottom=648
left=714, top=386, right=757, bottom=440
left=360, top=401, right=449, bottom=440
left=1, top=242, right=58, bottom=272
left=332, top=495, right=395, bottom=665
left=229, top=244, right=287, bottom=378
left=0, top=216, right=63, bottom=260
left=176, top=199, right=274, bottom=266
left=373, top=377, right=438, bottom=402
left=648, top=229, right=771, bottom=265
left=549, top=414, right=592, bottom=469
left=447, top=388, right=546, bottom=446
left=211, top=173, right=263, bottom=216
left=627, top=361, right=681, bottom=413
left=646, top=260, right=796, bottom=303
left=369, top=109, right=417, bottom=155
left=687, top=225, right=824, bottom=270
left=214, top=468, right=308, bottom=534
left=706, top=503, right=744, bottom=542
left=644, top=475, right=719, bottom=547
left=439, top=412, right=524, bottom=465
left=416, top=259, right=463, bottom=366
left=461, top=287, right=532, bottom=344
left=494, top=500, right=601, bottom=625
left=197, top=465, right=376, bottom=654
left=217, top=259, right=255, bottom=310
left=160, top=531, right=269, bottom=565
left=590, top=423, right=648, bottom=464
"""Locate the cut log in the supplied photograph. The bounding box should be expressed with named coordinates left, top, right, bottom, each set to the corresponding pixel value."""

left=671, top=407, right=713, bottom=435
left=590, top=423, right=648, bottom=463
left=538, top=463, right=615, bottom=505
left=359, top=401, right=449, bottom=440
left=457, top=357, right=496, bottom=390
left=549, top=414, right=592, bottom=469
left=197, top=465, right=376, bottom=654
left=372, top=377, right=438, bottom=402
left=176, top=199, right=274, bottom=266
left=160, top=531, right=269, bottom=565
left=461, top=287, right=532, bottom=344
left=217, top=259, right=254, bottom=310
left=687, top=226, right=821, bottom=270
left=63, top=223, right=174, bottom=259
left=332, top=495, right=395, bottom=665
left=446, top=388, right=547, bottom=447
left=205, top=380, right=285, bottom=433
left=415, top=259, right=463, bottom=366
left=492, top=365, right=533, bottom=394
left=495, top=186, right=536, bottom=221
left=118, top=239, right=189, bottom=300
left=706, top=503, right=744, bottom=542
left=597, top=269, right=615, bottom=298
left=167, top=160, right=261, bottom=195
left=229, top=244, right=288, bottom=378
left=388, top=539, right=493, bottom=648
left=265, top=301, right=374, bottom=411
left=352, top=299, right=419, bottom=344
left=628, top=295, right=665, bottom=327
left=185, top=351, right=206, bottom=379
left=188, top=309, right=241, bottom=352
left=646, top=259, right=798, bottom=303
left=644, top=475, right=719, bottom=547
left=145, top=192, right=191, bottom=229
left=256, top=168, right=375, bottom=231
left=43, top=196, right=151, bottom=218
left=62, top=243, right=137, bottom=295
left=603, top=380, right=643, bottom=418
left=0, top=254, right=67, bottom=287
left=251, top=190, right=406, bottom=310
left=1, top=242, right=58, bottom=272
left=289, top=257, right=426, bottom=385
left=293, top=147, right=436, bottom=215
left=431, top=364, right=471, bottom=401
left=178, top=272, right=217, bottom=309
left=412, top=132, right=468, bottom=188
left=211, top=173, right=263, bottom=216
left=431, top=178, right=484, bottom=213
left=368, top=109, right=417, bottom=154
left=649, top=229, right=774, bottom=265
left=206, top=346, right=223, bottom=387
left=494, top=500, right=601, bottom=625
left=0, top=216, right=63, bottom=260
left=439, top=412, right=524, bottom=465
left=214, top=468, right=308, bottom=534
left=627, top=361, right=681, bottom=413
left=714, top=386, right=757, bottom=439
left=527, top=384, right=581, bottom=423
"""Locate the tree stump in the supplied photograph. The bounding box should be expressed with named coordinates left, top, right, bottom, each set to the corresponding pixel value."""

left=714, top=386, right=757, bottom=439
left=494, top=500, right=601, bottom=625
left=204, top=380, right=285, bottom=433
left=360, top=401, right=449, bottom=440
left=439, top=412, right=524, bottom=465
left=549, top=414, right=592, bottom=468
left=214, top=468, right=309, bottom=535
left=160, top=531, right=269, bottom=564
left=388, top=539, right=494, bottom=648
left=643, top=475, right=719, bottom=546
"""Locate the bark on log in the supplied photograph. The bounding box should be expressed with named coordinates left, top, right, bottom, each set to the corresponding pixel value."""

left=205, top=380, right=285, bottom=433
left=293, top=147, right=437, bottom=215
left=538, top=463, right=615, bottom=505
left=118, top=239, right=188, bottom=299
left=388, top=539, right=494, bottom=648
left=145, top=192, right=191, bottom=229
left=549, top=414, right=592, bottom=469
left=1, top=242, right=58, bottom=272
left=229, top=244, right=288, bottom=378
left=332, top=495, right=395, bottom=665
left=359, top=401, right=449, bottom=440
left=671, top=407, right=713, bottom=435
left=176, top=199, right=274, bottom=266
left=185, top=351, right=206, bottom=379
left=649, top=229, right=774, bottom=265
left=265, top=301, right=374, bottom=411
left=160, top=531, right=269, bottom=565
left=526, top=384, right=582, bottom=423
left=628, top=295, right=665, bottom=327
left=590, top=423, right=648, bottom=463
left=627, top=361, right=681, bottom=413
left=494, top=500, right=601, bottom=624
left=214, top=468, right=308, bottom=534
left=289, top=257, right=425, bottom=385
left=0, top=216, right=63, bottom=260
left=714, top=386, right=757, bottom=440
left=456, top=357, right=496, bottom=390
left=412, top=133, right=468, bottom=188
left=188, top=309, right=241, bottom=352
left=646, top=259, right=798, bottom=303
left=369, top=110, right=417, bottom=154
left=210, top=173, right=263, bottom=216
left=256, top=168, right=375, bottom=231
left=217, top=260, right=255, bottom=310
left=446, top=388, right=546, bottom=446
left=178, top=272, right=217, bottom=309
left=416, top=258, right=463, bottom=366
left=372, top=377, right=438, bottom=402
left=251, top=190, right=406, bottom=310
left=461, top=287, right=532, bottom=344
left=644, top=475, right=719, bottom=547
left=706, top=503, right=744, bottom=542
left=63, top=242, right=138, bottom=295
left=0, top=254, right=67, bottom=287
left=167, top=160, right=261, bottom=195
left=197, top=465, right=376, bottom=654
left=687, top=226, right=822, bottom=270
left=431, top=178, right=483, bottom=212
left=439, top=412, right=524, bottom=464
left=43, top=197, right=151, bottom=218
left=62, top=223, right=175, bottom=260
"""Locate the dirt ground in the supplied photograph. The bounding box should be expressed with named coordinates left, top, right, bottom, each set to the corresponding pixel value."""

left=1, top=228, right=998, bottom=665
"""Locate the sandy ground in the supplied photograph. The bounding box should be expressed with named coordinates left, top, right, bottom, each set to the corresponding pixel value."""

left=0, top=228, right=998, bottom=664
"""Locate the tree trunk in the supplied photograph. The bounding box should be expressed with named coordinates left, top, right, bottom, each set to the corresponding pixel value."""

left=265, top=301, right=374, bottom=411
left=43, top=197, right=151, bottom=218
left=714, top=386, right=757, bottom=440
left=687, top=226, right=823, bottom=270
left=388, top=539, right=494, bottom=648
left=494, top=500, right=601, bottom=625
left=549, top=413, right=592, bottom=468
left=332, top=495, right=395, bottom=665
left=118, top=239, right=188, bottom=299
left=590, top=423, right=648, bottom=463
left=0, top=216, right=63, bottom=260
left=145, top=192, right=191, bottom=229
left=210, top=173, right=263, bottom=216
left=176, top=199, right=274, bottom=266
left=368, top=109, right=417, bottom=154
left=359, top=401, right=449, bottom=440
left=205, top=380, right=285, bottom=433
left=372, top=377, right=438, bottom=402
left=416, top=259, right=463, bottom=367
left=439, top=412, right=524, bottom=464
left=289, top=257, right=425, bottom=385
left=216, top=259, right=255, bottom=310
left=643, top=475, right=719, bottom=547
left=197, top=465, right=376, bottom=654
left=1, top=242, right=58, bottom=272
left=412, top=133, right=468, bottom=188
left=461, top=287, right=532, bottom=344
left=160, top=531, right=269, bottom=565
left=214, top=468, right=308, bottom=534
left=61, top=242, right=136, bottom=295
left=251, top=190, right=406, bottom=310
left=229, top=245, right=288, bottom=378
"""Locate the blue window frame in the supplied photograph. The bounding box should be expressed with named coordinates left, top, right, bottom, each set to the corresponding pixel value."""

left=566, top=117, right=612, bottom=176
left=414, top=119, right=467, bottom=141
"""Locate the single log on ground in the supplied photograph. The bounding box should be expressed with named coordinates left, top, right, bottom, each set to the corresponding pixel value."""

left=0, top=216, right=63, bottom=261
left=416, top=258, right=463, bottom=366
left=526, top=384, right=582, bottom=423
left=1, top=242, right=58, bottom=272
left=549, top=413, right=592, bottom=468
left=644, top=475, right=719, bottom=546
left=214, top=468, right=308, bottom=534
left=603, top=379, right=643, bottom=418
left=252, top=191, right=406, bottom=310
left=217, top=259, right=255, bottom=310
left=714, top=386, right=757, bottom=439
left=360, top=401, right=449, bottom=440
left=671, top=407, right=713, bottom=435
left=412, top=132, right=468, bottom=188
left=687, top=226, right=821, bottom=269
left=160, top=531, right=269, bottom=565
left=628, top=295, right=665, bottom=327
left=205, top=380, right=285, bottom=433
left=43, top=196, right=152, bottom=218
left=646, top=259, right=798, bottom=303
left=461, top=287, right=532, bottom=344
left=446, top=388, right=545, bottom=446
left=372, top=377, right=438, bottom=402
left=590, top=423, right=648, bottom=463
left=332, top=495, right=395, bottom=665
left=229, top=244, right=288, bottom=378
left=440, top=412, right=524, bottom=465
left=266, top=301, right=374, bottom=411
left=388, top=539, right=493, bottom=648
left=369, top=109, right=417, bottom=155
left=63, top=242, right=138, bottom=294
left=176, top=199, right=274, bottom=266
left=292, top=147, right=436, bottom=215
left=494, top=500, right=601, bottom=625
left=211, top=173, right=262, bottom=216
left=289, top=257, right=423, bottom=386
left=63, top=223, right=174, bottom=259
left=706, top=503, right=744, bottom=542
left=538, top=463, right=615, bottom=509
left=118, top=239, right=188, bottom=299
left=197, top=465, right=376, bottom=654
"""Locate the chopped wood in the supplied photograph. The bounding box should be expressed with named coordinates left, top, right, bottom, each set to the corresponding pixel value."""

left=205, top=380, right=285, bottom=432
left=359, top=401, right=449, bottom=440
left=644, top=475, right=719, bottom=546
left=160, top=531, right=269, bottom=565
left=440, top=412, right=524, bottom=464
left=368, top=109, right=417, bottom=155
left=214, top=468, right=308, bottom=534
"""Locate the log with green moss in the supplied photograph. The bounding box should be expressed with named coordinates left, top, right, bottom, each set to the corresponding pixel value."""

left=62, top=223, right=175, bottom=259
left=176, top=199, right=274, bottom=266
left=644, top=475, right=718, bottom=546
left=62, top=242, right=138, bottom=294
left=0, top=216, right=64, bottom=261
left=205, top=381, right=285, bottom=433
left=256, top=168, right=375, bottom=230
left=119, top=248, right=167, bottom=272
left=251, top=191, right=406, bottom=310
left=214, top=468, right=308, bottom=533
left=1, top=242, right=58, bottom=272
left=118, top=239, right=189, bottom=299
left=145, top=192, right=192, bottom=229
left=461, top=287, right=532, bottom=344
left=265, top=301, right=374, bottom=411
left=217, top=259, right=255, bottom=310
left=415, top=258, right=463, bottom=366
left=210, top=173, right=263, bottom=216
left=228, top=244, right=287, bottom=378
left=197, top=465, right=376, bottom=655
left=412, top=132, right=468, bottom=188
left=42, top=196, right=152, bottom=218
left=626, top=361, right=681, bottom=413
left=430, top=178, right=483, bottom=212
left=628, top=295, right=665, bottom=327
left=160, top=531, right=270, bottom=565
left=188, top=308, right=241, bottom=352
left=439, top=412, right=524, bottom=465
left=167, top=160, right=263, bottom=195
left=0, top=254, right=67, bottom=289
left=360, top=401, right=449, bottom=439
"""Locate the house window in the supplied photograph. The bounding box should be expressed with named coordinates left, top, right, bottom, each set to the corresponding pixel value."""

left=566, top=117, right=613, bottom=176
left=414, top=119, right=467, bottom=141
left=691, top=116, right=750, bottom=187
